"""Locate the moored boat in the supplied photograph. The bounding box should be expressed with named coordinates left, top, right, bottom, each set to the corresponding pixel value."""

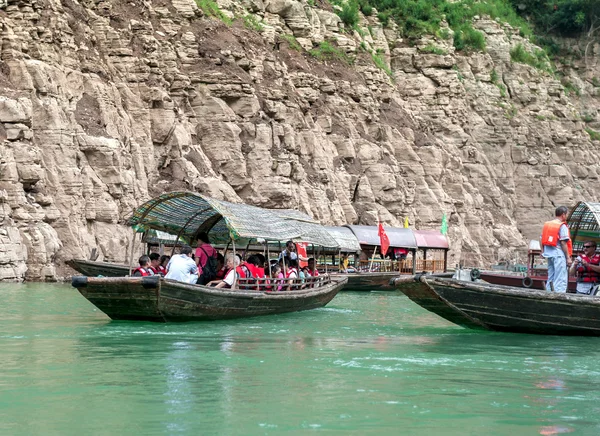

left=72, top=274, right=347, bottom=322
left=67, top=259, right=129, bottom=277
left=393, top=275, right=600, bottom=336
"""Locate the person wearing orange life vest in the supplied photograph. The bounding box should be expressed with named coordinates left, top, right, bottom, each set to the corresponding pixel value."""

left=132, top=255, right=153, bottom=277
left=569, top=241, right=600, bottom=295
left=541, top=206, right=572, bottom=293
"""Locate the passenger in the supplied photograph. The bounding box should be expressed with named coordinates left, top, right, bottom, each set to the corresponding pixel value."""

left=165, top=245, right=199, bottom=284
left=247, top=255, right=265, bottom=290
left=132, top=255, right=153, bottom=277
left=306, top=257, right=319, bottom=277
left=255, top=253, right=267, bottom=278
left=158, top=255, right=170, bottom=276
left=148, top=253, right=162, bottom=276
left=278, top=240, right=309, bottom=263
left=195, top=232, right=218, bottom=285
left=208, top=253, right=240, bottom=289
left=285, top=257, right=299, bottom=290
left=270, top=264, right=283, bottom=291
left=339, top=253, right=349, bottom=273
left=214, top=253, right=225, bottom=280
left=569, top=241, right=600, bottom=295
left=541, top=206, right=572, bottom=293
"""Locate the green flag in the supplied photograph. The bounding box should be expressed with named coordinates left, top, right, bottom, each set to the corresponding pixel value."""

left=441, top=213, right=448, bottom=235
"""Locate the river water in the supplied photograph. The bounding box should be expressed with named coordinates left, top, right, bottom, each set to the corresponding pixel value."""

left=1, top=283, right=599, bottom=435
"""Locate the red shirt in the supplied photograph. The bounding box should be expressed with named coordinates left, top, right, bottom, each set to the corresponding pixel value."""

left=195, top=243, right=216, bottom=268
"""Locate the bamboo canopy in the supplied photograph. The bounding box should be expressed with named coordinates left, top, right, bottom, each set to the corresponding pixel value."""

left=269, top=209, right=339, bottom=248
left=127, top=192, right=304, bottom=245
left=323, top=226, right=362, bottom=252
left=567, top=201, right=600, bottom=252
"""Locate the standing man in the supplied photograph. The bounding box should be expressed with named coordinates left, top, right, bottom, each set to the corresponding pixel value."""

left=541, top=206, right=573, bottom=292
left=569, top=241, right=600, bottom=295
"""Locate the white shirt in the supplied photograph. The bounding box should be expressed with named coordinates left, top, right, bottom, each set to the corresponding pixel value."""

left=166, top=254, right=199, bottom=284
left=223, top=268, right=236, bottom=287
left=278, top=250, right=297, bottom=261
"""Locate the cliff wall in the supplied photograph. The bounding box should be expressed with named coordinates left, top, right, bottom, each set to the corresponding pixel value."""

left=0, top=0, right=598, bottom=281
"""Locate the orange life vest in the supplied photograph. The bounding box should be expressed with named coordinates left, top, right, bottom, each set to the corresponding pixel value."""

left=296, top=242, right=308, bottom=268
left=541, top=219, right=573, bottom=256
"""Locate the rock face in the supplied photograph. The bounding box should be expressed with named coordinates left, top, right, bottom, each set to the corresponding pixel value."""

left=0, top=0, right=598, bottom=281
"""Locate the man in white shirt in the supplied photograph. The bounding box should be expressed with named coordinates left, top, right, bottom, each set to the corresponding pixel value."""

left=165, top=245, right=199, bottom=284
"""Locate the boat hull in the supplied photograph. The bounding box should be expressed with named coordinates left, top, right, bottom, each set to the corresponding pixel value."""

left=479, top=272, right=577, bottom=292
left=394, top=276, right=600, bottom=336
left=67, top=259, right=129, bottom=277
left=72, top=275, right=347, bottom=322
left=333, top=272, right=400, bottom=291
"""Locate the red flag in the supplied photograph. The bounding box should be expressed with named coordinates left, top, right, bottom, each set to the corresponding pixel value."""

left=378, top=222, right=390, bottom=257
left=296, top=242, right=308, bottom=268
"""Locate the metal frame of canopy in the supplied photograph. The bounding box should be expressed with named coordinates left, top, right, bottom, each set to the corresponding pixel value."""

left=567, top=201, right=600, bottom=253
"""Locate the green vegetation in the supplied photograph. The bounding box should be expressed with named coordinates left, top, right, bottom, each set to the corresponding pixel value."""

left=563, top=80, right=581, bottom=96
left=280, top=34, right=303, bottom=51
left=581, top=113, right=596, bottom=122
left=372, top=52, right=392, bottom=76
left=309, top=41, right=354, bottom=64
left=507, top=0, right=600, bottom=37
left=490, top=68, right=499, bottom=84
left=195, top=0, right=232, bottom=24
left=453, top=65, right=464, bottom=82
left=336, top=0, right=360, bottom=27
left=243, top=14, right=264, bottom=31
left=509, top=43, right=553, bottom=73
left=421, top=44, right=446, bottom=55
left=586, top=128, right=600, bottom=141
left=592, top=77, right=600, bottom=87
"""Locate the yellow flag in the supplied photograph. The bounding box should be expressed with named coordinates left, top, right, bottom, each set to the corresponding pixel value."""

left=404, top=217, right=409, bottom=228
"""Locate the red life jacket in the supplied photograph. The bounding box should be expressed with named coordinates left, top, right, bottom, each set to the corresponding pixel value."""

left=541, top=219, right=573, bottom=256
left=133, top=267, right=150, bottom=277
left=157, top=265, right=167, bottom=275
left=286, top=267, right=298, bottom=279
left=576, top=254, right=600, bottom=283
left=149, top=266, right=159, bottom=275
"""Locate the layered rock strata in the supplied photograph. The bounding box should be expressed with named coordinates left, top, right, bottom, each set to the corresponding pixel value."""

left=0, top=0, right=598, bottom=280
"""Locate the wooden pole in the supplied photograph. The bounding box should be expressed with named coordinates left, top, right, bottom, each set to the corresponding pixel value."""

left=267, top=242, right=272, bottom=277
left=369, top=245, right=378, bottom=273
left=128, top=231, right=137, bottom=276
left=232, top=238, right=237, bottom=289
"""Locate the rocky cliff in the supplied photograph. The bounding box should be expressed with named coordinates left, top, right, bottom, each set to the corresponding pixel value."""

left=0, top=0, right=598, bottom=281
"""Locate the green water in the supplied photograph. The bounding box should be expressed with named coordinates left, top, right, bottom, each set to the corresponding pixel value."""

left=1, top=284, right=600, bottom=435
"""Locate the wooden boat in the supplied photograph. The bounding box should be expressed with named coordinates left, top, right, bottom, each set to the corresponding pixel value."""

left=393, top=275, right=600, bottom=336
left=332, top=271, right=399, bottom=291
left=478, top=271, right=577, bottom=292
left=72, top=274, right=347, bottom=322
left=67, top=259, right=129, bottom=277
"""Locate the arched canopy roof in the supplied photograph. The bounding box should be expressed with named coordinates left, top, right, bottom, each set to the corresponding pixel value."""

left=126, top=192, right=339, bottom=247
left=413, top=230, right=449, bottom=250
left=344, top=225, right=418, bottom=249
left=324, top=226, right=362, bottom=252
left=567, top=201, right=600, bottom=252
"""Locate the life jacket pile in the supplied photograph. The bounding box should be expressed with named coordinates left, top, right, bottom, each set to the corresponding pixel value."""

left=541, top=219, right=573, bottom=256
left=576, top=254, right=600, bottom=283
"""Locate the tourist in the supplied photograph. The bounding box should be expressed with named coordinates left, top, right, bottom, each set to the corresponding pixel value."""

left=195, top=232, right=218, bottom=285
left=132, top=255, right=153, bottom=277
left=148, top=253, right=162, bottom=275
left=208, top=253, right=240, bottom=289
left=541, top=206, right=572, bottom=293
left=158, top=255, right=170, bottom=275
left=278, top=240, right=309, bottom=263
left=165, top=245, right=199, bottom=284
left=214, top=253, right=225, bottom=280
left=569, top=241, right=600, bottom=295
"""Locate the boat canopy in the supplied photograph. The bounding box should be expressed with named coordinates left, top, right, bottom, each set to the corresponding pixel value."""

left=269, top=209, right=339, bottom=248
left=127, top=192, right=339, bottom=247
left=412, top=230, right=449, bottom=250
left=344, top=225, right=418, bottom=249
left=142, top=229, right=187, bottom=246
left=324, top=226, right=362, bottom=252
left=567, top=201, right=600, bottom=252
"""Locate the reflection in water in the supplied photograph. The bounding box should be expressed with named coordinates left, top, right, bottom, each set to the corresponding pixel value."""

left=1, top=285, right=600, bottom=434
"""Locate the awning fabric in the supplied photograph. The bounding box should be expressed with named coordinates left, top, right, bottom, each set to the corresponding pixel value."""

left=344, top=225, right=418, bottom=249
left=324, top=226, right=362, bottom=252
left=412, top=230, right=449, bottom=249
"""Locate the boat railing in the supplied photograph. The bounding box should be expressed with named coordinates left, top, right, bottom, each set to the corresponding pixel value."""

left=236, top=274, right=332, bottom=292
